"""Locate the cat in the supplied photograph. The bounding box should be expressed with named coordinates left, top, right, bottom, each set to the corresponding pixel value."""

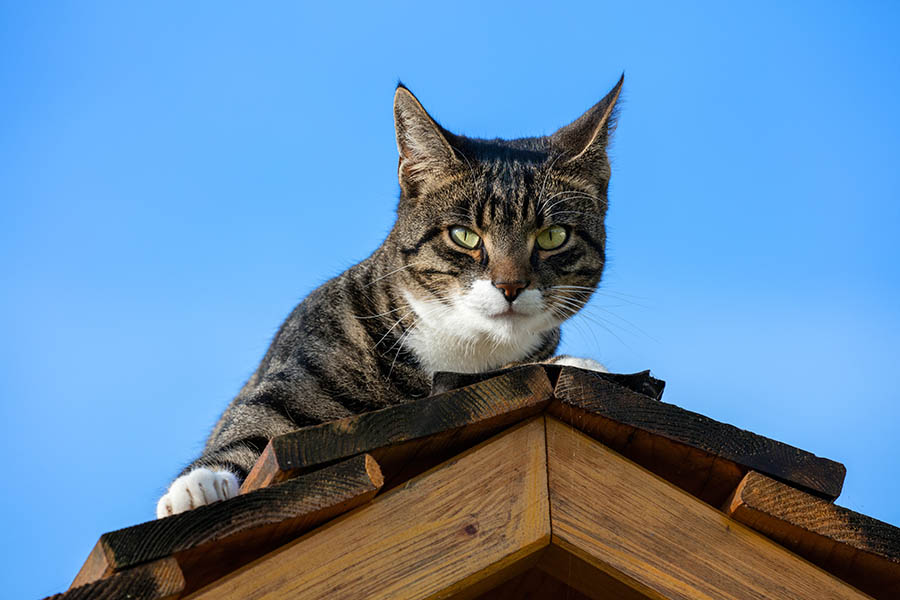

left=156, top=76, right=623, bottom=518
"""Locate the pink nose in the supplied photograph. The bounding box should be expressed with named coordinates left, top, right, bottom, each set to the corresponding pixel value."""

left=493, top=280, right=528, bottom=302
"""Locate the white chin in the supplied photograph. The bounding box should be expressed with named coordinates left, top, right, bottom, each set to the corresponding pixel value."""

left=402, top=281, right=560, bottom=374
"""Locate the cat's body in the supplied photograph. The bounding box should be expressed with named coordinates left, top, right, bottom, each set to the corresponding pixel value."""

left=157, top=78, right=623, bottom=518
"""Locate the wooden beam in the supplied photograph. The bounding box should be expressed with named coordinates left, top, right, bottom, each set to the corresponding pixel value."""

left=71, top=454, right=382, bottom=594
left=49, top=558, right=183, bottom=600
left=187, top=418, right=551, bottom=600
left=551, top=366, right=845, bottom=504
left=429, top=364, right=560, bottom=396
left=726, top=471, right=900, bottom=599
left=545, top=417, right=869, bottom=600
left=241, top=365, right=552, bottom=492
left=430, top=365, right=664, bottom=401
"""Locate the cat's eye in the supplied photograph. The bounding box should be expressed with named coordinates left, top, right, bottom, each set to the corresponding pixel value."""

left=536, top=225, right=568, bottom=250
left=450, top=226, right=481, bottom=249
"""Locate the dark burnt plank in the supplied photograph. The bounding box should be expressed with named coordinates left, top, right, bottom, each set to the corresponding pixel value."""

left=70, top=454, right=382, bottom=595
left=429, top=364, right=561, bottom=396
left=551, top=367, right=845, bottom=505
left=430, top=365, right=664, bottom=401
left=48, top=558, right=183, bottom=600
left=726, top=471, right=900, bottom=599
left=242, top=365, right=553, bottom=492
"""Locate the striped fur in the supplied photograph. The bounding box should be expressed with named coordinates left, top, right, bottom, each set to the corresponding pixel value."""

left=157, top=77, right=624, bottom=517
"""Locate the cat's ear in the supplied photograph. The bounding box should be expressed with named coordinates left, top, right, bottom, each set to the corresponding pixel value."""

left=394, top=84, right=459, bottom=194
left=551, top=74, right=624, bottom=162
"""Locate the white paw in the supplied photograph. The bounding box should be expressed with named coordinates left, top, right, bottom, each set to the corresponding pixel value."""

left=552, top=356, right=609, bottom=373
left=156, top=468, right=239, bottom=519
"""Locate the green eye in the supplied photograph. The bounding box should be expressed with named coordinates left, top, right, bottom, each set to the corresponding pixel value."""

left=536, top=225, right=568, bottom=250
left=450, top=226, right=481, bottom=249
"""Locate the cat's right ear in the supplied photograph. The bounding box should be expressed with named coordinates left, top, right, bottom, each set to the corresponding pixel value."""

left=394, top=84, right=459, bottom=195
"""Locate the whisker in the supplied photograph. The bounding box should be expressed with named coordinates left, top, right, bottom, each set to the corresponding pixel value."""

left=547, top=210, right=606, bottom=223
left=374, top=309, right=416, bottom=349
left=536, top=153, right=566, bottom=213
left=387, top=318, right=418, bottom=379
left=363, top=262, right=422, bottom=288
left=353, top=306, right=406, bottom=320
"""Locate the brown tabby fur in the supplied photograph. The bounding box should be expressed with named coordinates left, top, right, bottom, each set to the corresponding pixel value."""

left=176, top=76, right=623, bottom=480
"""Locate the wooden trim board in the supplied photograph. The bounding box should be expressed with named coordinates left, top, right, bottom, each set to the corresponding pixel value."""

left=241, top=365, right=552, bottom=492
left=187, top=418, right=551, bottom=600
left=71, top=454, right=382, bottom=594
left=551, top=366, right=845, bottom=504
left=545, top=417, right=870, bottom=600
left=49, top=558, right=184, bottom=600
left=726, top=471, right=900, bottom=599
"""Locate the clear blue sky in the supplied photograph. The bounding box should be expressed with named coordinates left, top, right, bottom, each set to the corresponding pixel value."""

left=2, top=2, right=899, bottom=597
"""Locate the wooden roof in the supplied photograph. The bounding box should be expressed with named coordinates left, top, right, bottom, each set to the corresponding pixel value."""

left=49, top=366, right=900, bottom=599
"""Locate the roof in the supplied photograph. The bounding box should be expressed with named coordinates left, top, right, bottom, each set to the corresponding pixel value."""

left=47, top=365, right=900, bottom=599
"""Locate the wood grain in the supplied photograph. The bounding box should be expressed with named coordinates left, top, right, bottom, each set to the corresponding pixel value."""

left=552, top=366, right=845, bottom=504
left=187, top=418, right=551, bottom=600
left=71, top=454, right=382, bottom=594
left=726, top=471, right=900, bottom=599
left=545, top=417, right=869, bottom=600
left=49, top=558, right=183, bottom=600
left=429, top=364, right=559, bottom=397
left=430, top=365, right=664, bottom=401
left=241, top=365, right=552, bottom=493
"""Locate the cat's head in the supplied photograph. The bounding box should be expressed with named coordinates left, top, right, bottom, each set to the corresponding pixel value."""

left=389, top=78, right=622, bottom=371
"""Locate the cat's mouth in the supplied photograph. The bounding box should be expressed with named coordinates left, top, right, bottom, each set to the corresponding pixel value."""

left=487, top=307, right=527, bottom=319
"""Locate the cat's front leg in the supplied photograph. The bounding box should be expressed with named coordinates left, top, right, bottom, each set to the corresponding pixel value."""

left=156, top=467, right=239, bottom=518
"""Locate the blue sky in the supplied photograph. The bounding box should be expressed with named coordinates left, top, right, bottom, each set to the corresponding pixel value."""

left=2, top=2, right=899, bottom=597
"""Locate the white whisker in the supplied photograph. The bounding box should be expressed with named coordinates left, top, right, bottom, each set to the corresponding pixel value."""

left=364, top=262, right=421, bottom=288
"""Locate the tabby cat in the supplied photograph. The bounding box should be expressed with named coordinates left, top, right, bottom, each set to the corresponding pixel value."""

left=156, top=76, right=623, bottom=517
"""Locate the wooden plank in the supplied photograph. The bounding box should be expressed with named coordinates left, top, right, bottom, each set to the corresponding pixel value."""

left=241, top=365, right=552, bottom=492
left=551, top=366, right=845, bottom=504
left=71, top=454, right=382, bottom=594
left=545, top=417, right=871, bottom=600
left=430, top=365, right=664, bottom=401
left=49, top=558, right=184, bottom=600
left=429, top=364, right=559, bottom=396
left=187, top=418, right=551, bottom=600
left=726, top=471, right=900, bottom=599
left=440, top=549, right=543, bottom=600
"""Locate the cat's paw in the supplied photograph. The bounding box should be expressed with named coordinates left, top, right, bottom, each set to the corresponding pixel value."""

left=549, top=356, right=609, bottom=373
left=156, top=468, right=239, bottom=519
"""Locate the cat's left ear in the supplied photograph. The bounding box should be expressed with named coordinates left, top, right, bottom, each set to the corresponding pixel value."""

left=394, top=84, right=459, bottom=195
left=551, top=74, right=624, bottom=162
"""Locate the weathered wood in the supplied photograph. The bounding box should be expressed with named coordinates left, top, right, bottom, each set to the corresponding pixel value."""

left=726, top=471, right=900, bottom=599
left=594, top=369, right=665, bottom=400
left=188, top=418, right=551, bottom=600
left=71, top=454, right=382, bottom=594
left=551, top=366, right=845, bottom=504
left=430, top=365, right=664, bottom=401
left=429, top=364, right=559, bottom=396
left=241, top=365, right=553, bottom=492
left=50, top=558, right=183, bottom=600
left=441, top=549, right=544, bottom=600
left=545, top=417, right=869, bottom=600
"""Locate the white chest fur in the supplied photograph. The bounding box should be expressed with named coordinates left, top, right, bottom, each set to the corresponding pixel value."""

left=402, top=282, right=556, bottom=374
left=404, top=318, right=544, bottom=374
